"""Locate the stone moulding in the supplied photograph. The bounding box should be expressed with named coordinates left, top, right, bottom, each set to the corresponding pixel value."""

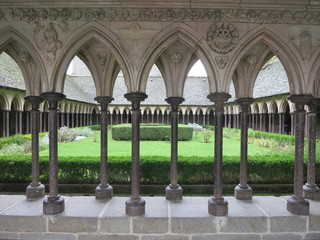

left=1, top=8, right=320, bottom=25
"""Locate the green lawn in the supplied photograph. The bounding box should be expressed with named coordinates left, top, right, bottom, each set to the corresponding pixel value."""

left=39, top=131, right=271, bottom=157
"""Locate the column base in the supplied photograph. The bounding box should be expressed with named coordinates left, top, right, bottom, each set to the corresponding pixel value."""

left=165, top=184, right=183, bottom=201
left=95, top=184, right=113, bottom=201
left=43, top=196, right=65, bottom=215
left=234, top=184, right=252, bottom=200
left=303, top=184, right=320, bottom=200
left=208, top=197, right=228, bottom=216
left=287, top=196, right=309, bottom=215
left=26, top=184, right=45, bottom=200
left=125, top=198, right=145, bottom=216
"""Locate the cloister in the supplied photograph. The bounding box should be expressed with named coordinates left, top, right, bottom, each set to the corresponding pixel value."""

left=0, top=0, right=320, bottom=239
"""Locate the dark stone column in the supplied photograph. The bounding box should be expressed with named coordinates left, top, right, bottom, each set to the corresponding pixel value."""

left=165, top=97, right=184, bottom=201
left=268, top=114, right=273, bottom=133
left=41, top=92, right=66, bottom=215
left=303, top=98, right=320, bottom=200
left=25, top=96, right=45, bottom=199
left=287, top=94, right=312, bottom=215
left=207, top=92, right=230, bottom=216
left=291, top=112, right=295, bottom=135
left=234, top=98, right=254, bottom=200
left=95, top=96, right=113, bottom=201
left=124, top=92, right=147, bottom=216
left=18, top=111, right=23, bottom=134
left=279, top=113, right=284, bottom=134
left=61, top=112, right=65, bottom=127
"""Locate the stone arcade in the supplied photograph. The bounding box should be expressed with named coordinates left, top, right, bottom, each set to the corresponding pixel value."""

left=0, top=1, right=320, bottom=239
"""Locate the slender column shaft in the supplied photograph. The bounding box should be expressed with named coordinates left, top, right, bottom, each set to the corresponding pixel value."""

left=41, top=93, right=66, bottom=215
left=95, top=96, right=113, bottom=200
left=165, top=97, right=184, bottom=201
left=125, top=92, right=147, bottom=216
left=287, top=94, right=312, bottom=215
left=235, top=98, right=254, bottom=200
left=207, top=92, right=230, bottom=216
left=303, top=99, right=320, bottom=200
left=25, top=96, right=45, bottom=199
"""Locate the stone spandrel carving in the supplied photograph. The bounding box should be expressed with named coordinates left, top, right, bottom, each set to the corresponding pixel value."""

left=171, top=53, right=182, bottom=64
left=1, top=8, right=320, bottom=25
left=299, top=31, right=312, bottom=60
left=215, top=55, right=229, bottom=69
left=34, top=22, right=62, bottom=65
left=19, top=52, right=30, bottom=63
left=207, top=22, right=239, bottom=54
left=246, top=55, right=257, bottom=65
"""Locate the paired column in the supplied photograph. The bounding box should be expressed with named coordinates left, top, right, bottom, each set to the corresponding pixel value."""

left=287, top=94, right=312, bottom=215
left=124, top=92, right=147, bottom=216
left=25, top=96, right=45, bottom=199
left=95, top=96, right=113, bottom=201
left=41, top=92, right=66, bottom=215
left=303, top=98, right=320, bottom=200
left=165, top=97, right=184, bottom=201
left=207, top=92, right=230, bottom=216
left=235, top=98, right=254, bottom=200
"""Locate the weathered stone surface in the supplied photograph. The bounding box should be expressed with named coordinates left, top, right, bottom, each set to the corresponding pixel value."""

left=141, top=236, right=188, bottom=240
left=270, top=216, right=306, bottom=232
left=0, top=216, right=46, bottom=232
left=63, top=196, right=106, bottom=217
left=0, top=195, right=24, bottom=213
left=169, top=197, right=209, bottom=217
left=217, top=217, right=268, bottom=233
left=20, top=233, right=77, bottom=240
left=305, top=233, right=320, bottom=240
left=262, top=233, right=303, bottom=240
left=171, top=217, right=216, bottom=234
left=48, top=216, right=98, bottom=233
left=78, top=234, right=139, bottom=240
left=100, top=197, right=127, bottom=217
left=192, top=234, right=261, bottom=240
left=252, top=196, right=289, bottom=217
left=133, top=217, right=168, bottom=234
left=309, top=216, right=320, bottom=231
left=99, top=217, right=130, bottom=233
left=0, top=232, right=20, bottom=240
left=1, top=197, right=44, bottom=216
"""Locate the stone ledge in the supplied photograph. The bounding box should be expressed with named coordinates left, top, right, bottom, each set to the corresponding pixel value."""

left=0, top=195, right=319, bottom=239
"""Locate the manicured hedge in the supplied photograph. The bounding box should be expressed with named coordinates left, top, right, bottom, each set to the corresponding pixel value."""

left=0, top=133, right=48, bottom=150
left=111, top=124, right=193, bottom=141
left=0, top=155, right=318, bottom=185
left=248, top=130, right=295, bottom=145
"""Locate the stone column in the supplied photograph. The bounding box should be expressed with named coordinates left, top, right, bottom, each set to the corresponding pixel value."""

left=25, top=96, right=45, bottom=199
left=207, top=92, right=230, bottom=216
left=41, top=92, right=66, bottom=215
left=124, top=92, right=147, bottom=216
left=287, top=94, right=312, bottom=215
left=18, top=111, right=23, bottom=134
left=303, top=98, right=320, bottom=200
left=95, top=96, right=113, bottom=201
left=165, top=97, right=184, bottom=201
left=5, top=110, right=9, bottom=136
left=291, top=112, right=295, bottom=135
left=268, top=113, right=273, bottom=133
left=278, top=113, right=283, bottom=134
left=235, top=98, right=254, bottom=200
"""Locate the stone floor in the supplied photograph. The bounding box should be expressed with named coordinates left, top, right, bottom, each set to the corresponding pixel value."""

left=0, top=195, right=319, bottom=240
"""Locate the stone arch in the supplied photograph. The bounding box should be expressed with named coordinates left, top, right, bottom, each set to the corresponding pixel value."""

left=0, top=27, right=47, bottom=95
left=309, top=51, right=320, bottom=97
left=138, top=22, right=219, bottom=94
left=51, top=22, right=131, bottom=95
left=224, top=26, right=305, bottom=95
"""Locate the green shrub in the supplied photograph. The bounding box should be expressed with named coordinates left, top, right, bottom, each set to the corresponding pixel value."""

left=111, top=124, right=193, bottom=141
left=58, top=127, right=79, bottom=142
left=0, top=155, right=318, bottom=185
left=78, top=127, right=94, bottom=137
left=201, top=130, right=214, bottom=143
left=0, top=144, right=25, bottom=155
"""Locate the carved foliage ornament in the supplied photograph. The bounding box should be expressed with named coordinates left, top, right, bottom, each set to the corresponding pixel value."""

left=215, top=55, right=229, bottom=69
left=171, top=53, right=182, bottom=64
left=207, top=22, right=239, bottom=54
left=1, top=8, right=320, bottom=25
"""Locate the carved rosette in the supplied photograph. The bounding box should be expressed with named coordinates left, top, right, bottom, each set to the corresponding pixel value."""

left=207, top=22, right=239, bottom=54
left=171, top=53, right=182, bottom=64
left=215, top=56, right=229, bottom=69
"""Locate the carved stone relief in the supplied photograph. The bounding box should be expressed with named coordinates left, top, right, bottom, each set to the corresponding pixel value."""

left=34, top=22, right=62, bottom=65
left=215, top=55, right=229, bottom=69
left=207, top=22, right=239, bottom=54
left=0, top=8, right=319, bottom=25
left=299, top=31, right=312, bottom=60
left=171, top=53, right=182, bottom=64
left=246, top=55, right=257, bottom=65
left=19, top=52, right=30, bottom=63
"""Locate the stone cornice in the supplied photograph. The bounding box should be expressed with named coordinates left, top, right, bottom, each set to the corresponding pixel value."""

left=1, top=7, right=320, bottom=25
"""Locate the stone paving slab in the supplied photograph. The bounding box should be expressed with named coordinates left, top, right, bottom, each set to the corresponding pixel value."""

left=0, top=195, right=25, bottom=213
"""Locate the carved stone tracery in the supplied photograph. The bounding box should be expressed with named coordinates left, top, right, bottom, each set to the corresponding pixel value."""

left=215, top=55, right=229, bottom=69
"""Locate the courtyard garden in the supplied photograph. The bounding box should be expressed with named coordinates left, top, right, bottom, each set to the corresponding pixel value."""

left=0, top=123, right=319, bottom=194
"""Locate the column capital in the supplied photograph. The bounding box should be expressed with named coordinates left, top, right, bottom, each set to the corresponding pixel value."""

left=25, top=96, right=43, bottom=110
left=94, top=96, right=114, bottom=110
left=40, top=92, right=66, bottom=109
left=207, top=92, right=231, bottom=111
left=235, top=98, right=254, bottom=113
left=124, top=92, right=148, bottom=109
left=165, top=97, right=184, bottom=111
left=307, top=97, right=320, bottom=112
left=288, top=94, right=313, bottom=111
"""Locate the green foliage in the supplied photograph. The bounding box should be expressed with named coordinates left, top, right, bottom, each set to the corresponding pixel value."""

left=201, top=130, right=214, bottom=143
left=0, top=144, right=25, bottom=155
left=248, top=129, right=295, bottom=145
left=111, top=124, right=193, bottom=141
left=92, top=131, right=99, bottom=142
left=202, top=125, right=214, bottom=131
left=78, top=127, right=94, bottom=137
left=58, top=127, right=79, bottom=143
left=0, top=155, right=318, bottom=185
